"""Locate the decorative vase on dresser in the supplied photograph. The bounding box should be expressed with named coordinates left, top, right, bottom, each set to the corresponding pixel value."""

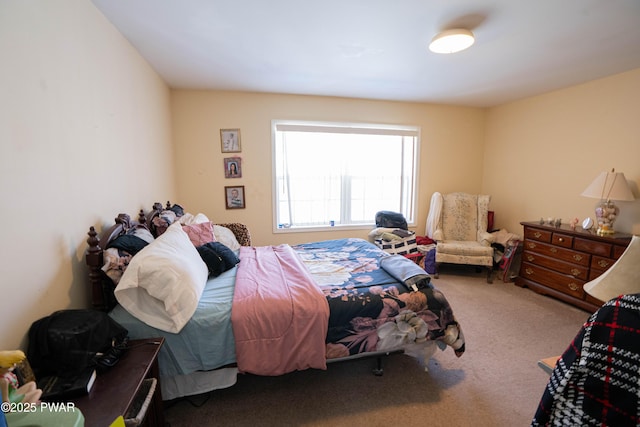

left=515, top=221, right=632, bottom=312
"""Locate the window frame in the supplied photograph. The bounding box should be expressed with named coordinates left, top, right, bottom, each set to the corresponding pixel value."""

left=271, top=119, right=420, bottom=233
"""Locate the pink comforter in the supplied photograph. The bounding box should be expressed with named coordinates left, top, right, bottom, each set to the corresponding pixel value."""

left=232, top=244, right=329, bottom=375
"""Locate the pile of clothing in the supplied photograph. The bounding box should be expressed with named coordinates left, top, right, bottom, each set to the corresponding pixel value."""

left=369, top=211, right=437, bottom=273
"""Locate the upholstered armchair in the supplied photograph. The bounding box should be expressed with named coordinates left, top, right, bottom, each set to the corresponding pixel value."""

left=428, top=192, right=495, bottom=283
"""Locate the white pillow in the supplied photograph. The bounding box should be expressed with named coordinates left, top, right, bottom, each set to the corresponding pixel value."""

left=213, top=225, right=241, bottom=251
left=179, top=212, right=210, bottom=225
left=115, top=221, right=208, bottom=333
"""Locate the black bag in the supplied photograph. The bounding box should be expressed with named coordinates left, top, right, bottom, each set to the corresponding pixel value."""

left=27, top=309, right=128, bottom=378
left=375, top=211, right=408, bottom=230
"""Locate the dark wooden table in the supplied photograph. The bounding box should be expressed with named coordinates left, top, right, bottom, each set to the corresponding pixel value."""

left=71, top=338, right=165, bottom=427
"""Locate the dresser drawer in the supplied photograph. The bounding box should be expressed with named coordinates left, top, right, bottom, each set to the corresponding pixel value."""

left=613, top=245, right=627, bottom=259
left=520, top=262, right=585, bottom=299
left=574, top=237, right=612, bottom=257
left=522, top=240, right=590, bottom=266
left=551, top=233, right=573, bottom=248
left=588, top=268, right=606, bottom=281
left=523, top=252, right=588, bottom=280
left=591, top=256, right=616, bottom=271
left=524, top=227, right=552, bottom=243
left=589, top=256, right=615, bottom=280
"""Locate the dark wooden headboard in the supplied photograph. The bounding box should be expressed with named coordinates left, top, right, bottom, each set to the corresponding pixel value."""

left=85, top=201, right=251, bottom=311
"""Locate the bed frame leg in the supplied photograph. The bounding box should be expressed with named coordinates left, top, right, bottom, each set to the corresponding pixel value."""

left=373, top=357, right=384, bottom=376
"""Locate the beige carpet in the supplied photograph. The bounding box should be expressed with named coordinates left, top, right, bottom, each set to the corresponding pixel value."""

left=164, top=265, right=590, bottom=427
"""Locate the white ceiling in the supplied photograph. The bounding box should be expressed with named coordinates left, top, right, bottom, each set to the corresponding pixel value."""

left=91, top=0, right=640, bottom=107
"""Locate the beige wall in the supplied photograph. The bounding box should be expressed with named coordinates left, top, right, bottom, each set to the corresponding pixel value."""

left=171, top=91, right=486, bottom=245
left=484, top=68, right=640, bottom=235
left=172, top=70, right=640, bottom=246
left=0, top=0, right=175, bottom=349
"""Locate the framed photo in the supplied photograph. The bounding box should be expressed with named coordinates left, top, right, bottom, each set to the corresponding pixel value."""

left=225, top=185, right=245, bottom=209
left=220, top=128, right=241, bottom=153
left=224, top=157, right=242, bottom=178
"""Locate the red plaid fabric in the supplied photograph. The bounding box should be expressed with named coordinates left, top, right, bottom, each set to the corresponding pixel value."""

left=532, top=293, right=640, bottom=426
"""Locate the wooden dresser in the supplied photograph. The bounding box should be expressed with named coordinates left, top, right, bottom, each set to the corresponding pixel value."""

left=515, top=221, right=632, bottom=312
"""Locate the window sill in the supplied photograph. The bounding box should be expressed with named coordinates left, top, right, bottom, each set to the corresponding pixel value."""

left=273, top=224, right=375, bottom=234
left=273, top=223, right=416, bottom=234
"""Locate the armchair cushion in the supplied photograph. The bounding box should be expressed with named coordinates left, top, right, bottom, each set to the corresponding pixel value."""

left=436, top=241, right=494, bottom=267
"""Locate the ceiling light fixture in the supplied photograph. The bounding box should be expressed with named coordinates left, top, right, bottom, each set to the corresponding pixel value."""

left=429, top=29, right=475, bottom=54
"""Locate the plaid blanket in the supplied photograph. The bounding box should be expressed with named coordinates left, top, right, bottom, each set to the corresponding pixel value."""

left=532, top=293, right=640, bottom=426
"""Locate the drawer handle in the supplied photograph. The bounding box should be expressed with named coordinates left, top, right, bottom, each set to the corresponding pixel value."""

left=550, top=247, right=557, bottom=253
left=525, top=268, right=534, bottom=276
left=598, top=260, right=611, bottom=268
left=567, top=283, right=578, bottom=291
left=570, top=268, right=581, bottom=276
left=573, top=254, right=583, bottom=262
left=558, top=237, right=564, bottom=242
left=533, top=232, right=542, bottom=238
left=528, top=242, right=537, bottom=249
left=526, top=255, right=535, bottom=262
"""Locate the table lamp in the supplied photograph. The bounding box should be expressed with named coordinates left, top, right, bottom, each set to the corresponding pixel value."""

left=581, top=168, right=635, bottom=235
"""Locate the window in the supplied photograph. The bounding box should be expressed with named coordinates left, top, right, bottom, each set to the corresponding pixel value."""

left=272, top=120, right=419, bottom=231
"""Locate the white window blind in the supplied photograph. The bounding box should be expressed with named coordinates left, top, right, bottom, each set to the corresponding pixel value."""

left=272, top=120, right=419, bottom=231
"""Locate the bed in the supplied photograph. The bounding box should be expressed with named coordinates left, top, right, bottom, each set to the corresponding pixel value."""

left=85, top=202, right=465, bottom=400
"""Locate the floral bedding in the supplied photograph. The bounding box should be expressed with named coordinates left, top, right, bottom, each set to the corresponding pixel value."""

left=293, top=238, right=465, bottom=362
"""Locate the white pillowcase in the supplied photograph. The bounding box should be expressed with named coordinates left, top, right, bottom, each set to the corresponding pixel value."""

left=179, top=212, right=210, bottom=225
left=115, top=221, right=208, bottom=333
left=213, top=225, right=241, bottom=252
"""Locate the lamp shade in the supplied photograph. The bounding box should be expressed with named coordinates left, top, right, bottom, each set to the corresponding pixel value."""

left=429, top=29, right=475, bottom=54
left=581, top=169, right=635, bottom=201
left=584, top=235, right=640, bottom=302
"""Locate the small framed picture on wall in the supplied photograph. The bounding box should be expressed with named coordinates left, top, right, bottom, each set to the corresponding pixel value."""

left=220, top=128, right=241, bottom=153
left=225, top=185, right=245, bottom=209
left=224, top=157, right=242, bottom=178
